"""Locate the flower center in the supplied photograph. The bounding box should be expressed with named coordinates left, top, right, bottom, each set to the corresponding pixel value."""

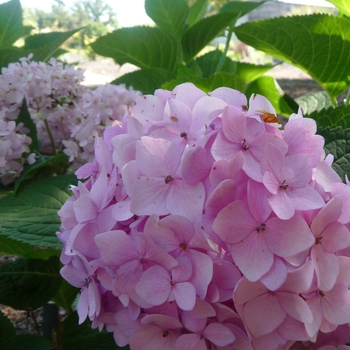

left=241, top=138, right=250, bottom=151
left=165, top=175, right=174, bottom=184
left=280, top=180, right=288, bottom=190
left=179, top=242, right=187, bottom=251
left=256, top=223, right=266, bottom=232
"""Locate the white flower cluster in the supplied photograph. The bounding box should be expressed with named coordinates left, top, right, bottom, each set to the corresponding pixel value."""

left=0, top=55, right=140, bottom=184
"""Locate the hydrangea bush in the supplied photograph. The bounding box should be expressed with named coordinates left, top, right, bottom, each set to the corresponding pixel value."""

left=58, top=83, right=350, bottom=349
left=0, top=55, right=139, bottom=184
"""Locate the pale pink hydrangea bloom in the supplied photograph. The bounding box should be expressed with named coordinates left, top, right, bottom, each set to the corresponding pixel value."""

left=58, top=83, right=350, bottom=349
left=0, top=56, right=140, bottom=183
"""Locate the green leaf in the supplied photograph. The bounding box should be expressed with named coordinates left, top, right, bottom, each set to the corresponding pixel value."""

left=245, top=76, right=299, bottom=117
left=296, top=91, right=333, bottom=116
left=91, top=27, right=181, bottom=72
left=0, top=47, right=32, bottom=69
left=219, top=1, right=266, bottom=17
left=51, top=279, right=78, bottom=313
left=188, top=0, right=208, bottom=27
left=62, top=312, right=127, bottom=350
left=16, top=99, right=38, bottom=152
left=194, top=49, right=236, bottom=78
left=0, top=29, right=80, bottom=68
left=162, top=72, right=245, bottom=93
left=182, top=12, right=235, bottom=62
left=112, top=68, right=176, bottom=95
left=0, top=311, right=16, bottom=339
left=307, top=105, right=350, bottom=129
left=14, top=153, right=69, bottom=193
left=145, top=0, right=188, bottom=39
left=0, top=256, right=62, bottom=309
left=318, top=126, right=350, bottom=181
left=235, top=61, right=275, bottom=84
left=0, top=0, right=22, bottom=48
left=0, top=174, right=77, bottom=247
left=1, top=334, right=52, bottom=350
left=0, top=235, right=59, bottom=259
left=0, top=315, right=51, bottom=350
left=234, top=14, right=350, bottom=101
left=177, top=63, right=202, bottom=78
left=325, top=0, right=350, bottom=16
left=27, top=29, right=82, bottom=62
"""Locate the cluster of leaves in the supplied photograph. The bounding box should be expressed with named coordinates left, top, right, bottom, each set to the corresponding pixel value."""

left=91, top=0, right=350, bottom=181
left=1, top=0, right=350, bottom=349
left=92, top=0, right=295, bottom=112
left=0, top=0, right=80, bottom=68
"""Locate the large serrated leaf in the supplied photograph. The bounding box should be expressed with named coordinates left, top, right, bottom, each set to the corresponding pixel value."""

left=0, top=309, right=51, bottom=350
left=145, top=0, right=188, bottom=39
left=162, top=72, right=245, bottom=94
left=181, top=12, right=235, bottom=62
left=307, top=105, right=350, bottom=129
left=62, top=312, right=126, bottom=350
left=235, top=61, right=275, bottom=84
left=219, top=1, right=266, bottom=16
left=14, top=153, right=69, bottom=193
left=29, top=29, right=82, bottom=62
left=296, top=91, right=333, bottom=116
left=0, top=0, right=22, bottom=48
left=52, top=279, right=78, bottom=312
left=0, top=29, right=80, bottom=68
left=0, top=256, right=62, bottom=309
left=188, top=0, right=208, bottom=27
left=0, top=174, right=77, bottom=247
left=0, top=311, right=16, bottom=339
left=318, top=126, right=350, bottom=181
left=0, top=47, right=30, bottom=69
left=0, top=235, right=59, bottom=259
left=194, top=49, right=236, bottom=78
left=1, top=334, right=52, bottom=350
left=245, top=76, right=299, bottom=117
left=112, top=68, right=176, bottom=94
left=91, top=27, right=181, bottom=72
left=234, top=14, right=350, bottom=101
left=326, top=0, right=350, bottom=16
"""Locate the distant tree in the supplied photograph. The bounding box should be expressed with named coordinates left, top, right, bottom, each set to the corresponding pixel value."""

left=23, top=0, right=118, bottom=50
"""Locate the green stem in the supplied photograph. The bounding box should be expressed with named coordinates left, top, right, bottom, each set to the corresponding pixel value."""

left=44, top=119, right=57, bottom=155
left=215, top=13, right=241, bottom=73
left=29, top=308, right=41, bottom=336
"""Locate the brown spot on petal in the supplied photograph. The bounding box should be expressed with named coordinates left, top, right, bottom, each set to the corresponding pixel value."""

left=258, top=110, right=280, bottom=124
left=170, top=116, right=178, bottom=122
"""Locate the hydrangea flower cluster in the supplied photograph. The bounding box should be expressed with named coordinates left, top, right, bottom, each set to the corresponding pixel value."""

left=0, top=55, right=140, bottom=183
left=58, top=83, right=350, bottom=349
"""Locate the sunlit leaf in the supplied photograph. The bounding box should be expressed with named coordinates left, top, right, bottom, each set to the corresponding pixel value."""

left=182, top=12, right=235, bottom=62
left=91, top=27, right=181, bottom=72
left=0, top=0, right=22, bottom=48
left=145, top=0, right=188, bottom=38
left=112, top=68, right=176, bottom=94
left=296, top=91, right=333, bottom=116
left=234, top=14, right=350, bottom=101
